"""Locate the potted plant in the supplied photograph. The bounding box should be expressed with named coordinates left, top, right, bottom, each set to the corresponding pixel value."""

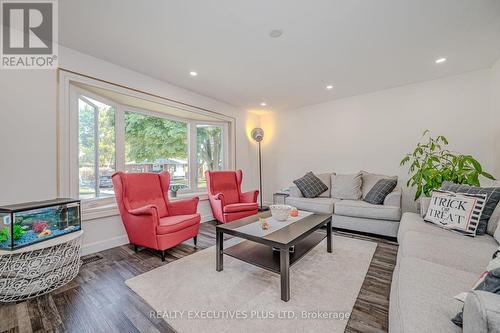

left=401, top=130, right=495, bottom=212
left=169, top=184, right=183, bottom=198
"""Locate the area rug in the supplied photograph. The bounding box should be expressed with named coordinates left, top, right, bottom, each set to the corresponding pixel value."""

left=126, top=235, right=377, bottom=333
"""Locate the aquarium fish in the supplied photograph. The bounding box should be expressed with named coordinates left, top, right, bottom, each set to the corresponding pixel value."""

left=38, top=229, right=52, bottom=238
left=33, top=220, right=49, bottom=233
left=21, top=225, right=30, bottom=230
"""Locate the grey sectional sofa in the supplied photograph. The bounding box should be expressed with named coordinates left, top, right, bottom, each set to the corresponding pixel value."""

left=285, top=171, right=402, bottom=237
left=390, top=212, right=500, bottom=333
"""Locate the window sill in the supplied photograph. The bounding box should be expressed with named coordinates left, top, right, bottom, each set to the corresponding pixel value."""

left=81, top=192, right=209, bottom=222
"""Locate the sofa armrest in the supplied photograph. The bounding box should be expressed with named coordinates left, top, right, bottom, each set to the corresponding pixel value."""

left=289, top=185, right=303, bottom=198
left=463, top=291, right=500, bottom=333
left=383, top=186, right=402, bottom=208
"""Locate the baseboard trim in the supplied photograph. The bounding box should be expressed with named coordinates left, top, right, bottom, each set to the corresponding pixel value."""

left=82, top=235, right=129, bottom=256
left=201, top=213, right=214, bottom=223
left=82, top=214, right=214, bottom=255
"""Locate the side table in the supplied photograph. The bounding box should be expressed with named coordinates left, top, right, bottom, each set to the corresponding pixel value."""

left=273, top=191, right=290, bottom=205
left=0, top=230, right=83, bottom=302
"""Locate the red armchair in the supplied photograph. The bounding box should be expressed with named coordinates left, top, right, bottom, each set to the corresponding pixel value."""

left=112, top=171, right=201, bottom=261
left=206, top=170, right=259, bottom=223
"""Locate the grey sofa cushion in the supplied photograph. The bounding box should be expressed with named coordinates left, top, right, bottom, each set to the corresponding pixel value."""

left=361, top=170, right=398, bottom=199
left=289, top=185, right=303, bottom=198
left=285, top=196, right=338, bottom=214
left=398, top=212, right=465, bottom=244
left=383, top=186, right=402, bottom=207
left=334, top=199, right=401, bottom=221
left=390, top=256, right=477, bottom=333
left=441, top=181, right=500, bottom=235
left=331, top=172, right=362, bottom=200
left=400, top=230, right=497, bottom=274
left=293, top=172, right=329, bottom=198
left=316, top=173, right=333, bottom=198
left=333, top=215, right=400, bottom=237
left=419, top=196, right=432, bottom=217
left=463, top=291, right=500, bottom=333
left=364, top=179, right=398, bottom=205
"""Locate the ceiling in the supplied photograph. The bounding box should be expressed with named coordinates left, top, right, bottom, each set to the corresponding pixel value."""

left=59, top=0, right=500, bottom=111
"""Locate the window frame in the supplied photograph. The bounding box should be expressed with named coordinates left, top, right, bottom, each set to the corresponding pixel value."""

left=193, top=122, right=227, bottom=189
left=58, top=70, right=235, bottom=215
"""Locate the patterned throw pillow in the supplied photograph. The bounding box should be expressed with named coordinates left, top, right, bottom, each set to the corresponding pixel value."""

left=293, top=172, right=328, bottom=198
left=363, top=179, right=397, bottom=205
left=424, top=190, right=487, bottom=236
left=441, top=181, right=500, bottom=235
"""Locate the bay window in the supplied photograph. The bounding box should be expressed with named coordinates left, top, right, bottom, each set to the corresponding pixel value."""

left=196, top=124, right=224, bottom=188
left=65, top=81, right=232, bottom=208
left=124, top=111, right=189, bottom=189
left=78, top=96, right=116, bottom=199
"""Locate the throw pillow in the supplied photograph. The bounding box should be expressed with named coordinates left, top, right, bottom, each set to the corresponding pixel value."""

left=452, top=248, right=500, bottom=327
left=361, top=171, right=398, bottom=199
left=316, top=173, right=334, bottom=198
left=363, top=179, right=397, bottom=205
left=487, top=202, right=500, bottom=236
left=331, top=172, right=362, bottom=200
left=424, top=190, right=487, bottom=236
left=441, top=181, right=500, bottom=235
left=495, top=222, right=500, bottom=243
left=293, top=172, right=329, bottom=198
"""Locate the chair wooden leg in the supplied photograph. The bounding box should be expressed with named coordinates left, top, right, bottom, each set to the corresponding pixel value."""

left=160, top=250, right=166, bottom=262
left=193, top=236, right=198, bottom=247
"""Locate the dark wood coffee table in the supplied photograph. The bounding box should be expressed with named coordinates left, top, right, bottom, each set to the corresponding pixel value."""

left=215, top=211, right=332, bottom=302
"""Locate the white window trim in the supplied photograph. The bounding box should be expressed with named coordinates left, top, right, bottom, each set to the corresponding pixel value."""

left=58, top=70, right=236, bottom=220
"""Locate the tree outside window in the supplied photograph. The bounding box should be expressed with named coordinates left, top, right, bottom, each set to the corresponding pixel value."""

left=197, top=124, right=223, bottom=187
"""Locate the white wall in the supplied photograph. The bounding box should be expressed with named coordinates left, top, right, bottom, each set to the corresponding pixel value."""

left=0, top=46, right=259, bottom=255
left=262, top=69, right=497, bottom=211
left=491, top=57, right=500, bottom=177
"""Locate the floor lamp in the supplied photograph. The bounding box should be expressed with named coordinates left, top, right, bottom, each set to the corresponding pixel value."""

left=251, top=128, right=269, bottom=211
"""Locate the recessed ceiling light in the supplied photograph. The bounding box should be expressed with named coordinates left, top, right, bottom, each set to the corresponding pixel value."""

left=435, top=57, right=447, bottom=64
left=325, top=85, right=334, bottom=90
left=189, top=71, right=198, bottom=76
left=269, top=29, right=283, bottom=38
left=260, top=102, right=267, bottom=107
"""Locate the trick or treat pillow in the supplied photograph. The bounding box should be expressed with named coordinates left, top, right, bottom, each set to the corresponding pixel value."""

left=424, top=190, right=487, bottom=236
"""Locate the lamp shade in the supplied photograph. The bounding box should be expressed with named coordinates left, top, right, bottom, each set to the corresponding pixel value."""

left=251, top=128, right=264, bottom=142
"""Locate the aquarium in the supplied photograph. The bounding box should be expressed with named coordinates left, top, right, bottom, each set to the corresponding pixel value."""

left=0, top=198, right=81, bottom=250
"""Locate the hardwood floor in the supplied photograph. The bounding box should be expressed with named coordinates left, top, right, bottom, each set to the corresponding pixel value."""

left=0, top=222, right=398, bottom=333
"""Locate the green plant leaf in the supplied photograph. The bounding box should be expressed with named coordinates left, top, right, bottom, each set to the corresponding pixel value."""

left=414, top=188, right=422, bottom=201
left=480, top=171, right=495, bottom=180
left=401, top=130, right=494, bottom=198
left=468, top=157, right=482, bottom=172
